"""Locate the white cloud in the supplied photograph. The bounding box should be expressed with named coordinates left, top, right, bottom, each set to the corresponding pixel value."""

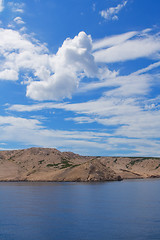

left=106, top=137, right=160, bottom=157
left=94, top=34, right=160, bottom=63
left=0, top=69, right=18, bottom=80
left=26, top=31, right=98, bottom=100
left=0, top=115, right=110, bottom=155
left=0, top=28, right=46, bottom=53
left=132, top=61, right=160, bottom=75
left=93, top=31, right=137, bottom=51
left=8, top=2, right=25, bottom=13
left=92, top=3, right=96, bottom=12
left=0, top=28, right=101, bottom=100
left=8, top=102, right=63, bottom=112
left=7, top=93, right=160, bottom=156
left=79, top=63, right=156, bottom=97
left=2, top=113, right=160, bottom=157
left=0, top=28, right=50, bottom=82
left=104, top=74, right=151, bottom=97
left=13, top=16, right=25, bottom=25
left=66, top=116, right=96, bottom=124
left=63, top=99, right=160, bottom=154
left=0, top=0, right=4, bottom=12
left=100, top=1, right=127, bottom=21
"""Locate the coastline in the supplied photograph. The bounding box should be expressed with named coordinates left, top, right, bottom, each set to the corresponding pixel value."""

left=0, top=175, right=160, bottom=183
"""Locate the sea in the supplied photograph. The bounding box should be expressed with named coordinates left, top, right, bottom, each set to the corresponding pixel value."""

left=0, top=179, right=160, bottom=240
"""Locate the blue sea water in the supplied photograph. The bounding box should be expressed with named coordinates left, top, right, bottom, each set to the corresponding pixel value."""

left=0, top=179, right=160, bottom=240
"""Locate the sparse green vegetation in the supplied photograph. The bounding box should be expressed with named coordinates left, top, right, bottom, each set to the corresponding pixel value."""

left=70, top=164, right=81, bottom=168
left=38, top=160, right=45, bottom=164
left=53, top=163, right=61, bottom=167
left=46, top=162, right=62, bottom=168
left=125, top=158, right=160, bottom=168
left=126, top=159, right=145, bottom=168
left=114, top=158, right=117, bottom=163
left=8, top=156, right=15, bottom=161
left=155, top=164, right=160, bottom=169
left=46, top=164, right=55, bottom=167
left=60, top=159, right=73, bottom=169
left=46, top=160, right=80, bottom=169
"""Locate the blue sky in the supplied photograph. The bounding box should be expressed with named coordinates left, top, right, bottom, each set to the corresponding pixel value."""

left=0, top=0, right=160, bottom=156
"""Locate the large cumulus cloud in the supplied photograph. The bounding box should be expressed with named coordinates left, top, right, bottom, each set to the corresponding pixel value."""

left=27, top=31, right=98, bottom=100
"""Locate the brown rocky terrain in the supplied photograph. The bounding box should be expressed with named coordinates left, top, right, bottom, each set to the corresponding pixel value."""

left=0, top=147, right=160, bottom=182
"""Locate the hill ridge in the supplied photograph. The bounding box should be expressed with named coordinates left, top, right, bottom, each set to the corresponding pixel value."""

left=0, top=147, right=160, bottom=182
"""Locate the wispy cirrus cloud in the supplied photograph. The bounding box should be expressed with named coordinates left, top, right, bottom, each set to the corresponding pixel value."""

left=0, top=115, right=110, bottom=155
left=92, top=31, right=138, bottom=51
left=13, top=16, right=25, bottom=25
left=2, top=110, right=160, bottom=156
left=93, top=31, right=160, bottom=63
left=100, top=1, right=128, bottom=21
left=8, top=2, right=25, bottom=13
left=7, top=91, right=160, bottom=156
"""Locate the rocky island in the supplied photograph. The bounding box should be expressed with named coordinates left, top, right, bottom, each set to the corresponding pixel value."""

left=0, top=147, right=160, bottom=182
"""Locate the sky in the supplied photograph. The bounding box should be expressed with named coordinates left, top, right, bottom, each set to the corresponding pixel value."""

left=0, top=0, right=160, bottom=156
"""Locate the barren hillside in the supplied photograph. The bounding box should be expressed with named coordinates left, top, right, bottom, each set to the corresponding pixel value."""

left=0, top=147, right=160, bottom=182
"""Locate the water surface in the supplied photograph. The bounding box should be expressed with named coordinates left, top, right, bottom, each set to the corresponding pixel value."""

left=0, top=179, right=160, bottom=240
